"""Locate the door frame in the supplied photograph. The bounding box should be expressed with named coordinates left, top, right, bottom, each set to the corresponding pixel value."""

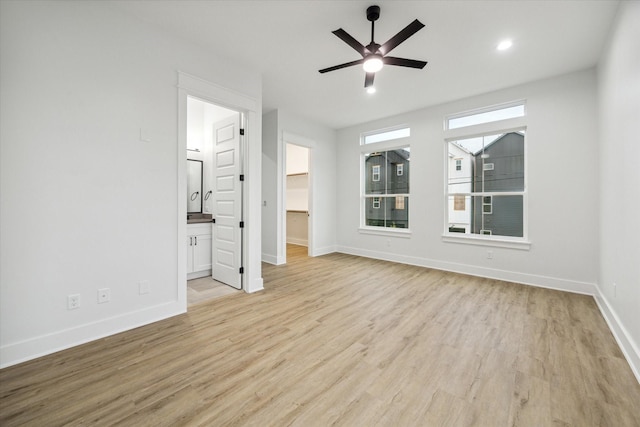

left=177, top=71, right=263, bottom=308
left=280, top=131, right=315, bottom=263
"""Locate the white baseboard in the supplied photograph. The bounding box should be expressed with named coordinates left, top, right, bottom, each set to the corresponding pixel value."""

left=310, top=245, right=337, bottom=257
left=0, top=301, right=184, bottom=369
left=245, top=277, right=264, bottom=294
left=262, top=253, right=279, bottom=265
left=286, top=238, right=308, bottom=246
left=594, top=292, right=640, bottom=384
left=336, top=245, right=597, bottom=295
left=187, top=269, right=211, bottom=280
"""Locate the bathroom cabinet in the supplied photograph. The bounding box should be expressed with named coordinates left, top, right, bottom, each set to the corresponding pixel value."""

left=187, top=223, right=212, bottom=279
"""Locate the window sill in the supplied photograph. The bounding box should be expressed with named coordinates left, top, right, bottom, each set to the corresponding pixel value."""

left=359, top=227, right=412, bottom=238
left=441, top=233, right=531, bottom=250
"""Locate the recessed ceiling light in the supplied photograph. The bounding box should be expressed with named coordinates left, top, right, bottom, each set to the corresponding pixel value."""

left=497, top=39, right=513, bottom=51
left=366, top=86, right=376, bottom=94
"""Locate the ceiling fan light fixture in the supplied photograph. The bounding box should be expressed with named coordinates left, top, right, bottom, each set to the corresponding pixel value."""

left=363, top=55, right=383, bottom=73
left=497, top=39, right=513, bottom=51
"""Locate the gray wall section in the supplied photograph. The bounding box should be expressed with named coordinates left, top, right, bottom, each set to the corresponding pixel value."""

left=472, top=132, right=524, bottom=236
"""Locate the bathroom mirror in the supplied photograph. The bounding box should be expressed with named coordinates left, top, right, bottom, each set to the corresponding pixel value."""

left=187, top=159, right=203, bottom=213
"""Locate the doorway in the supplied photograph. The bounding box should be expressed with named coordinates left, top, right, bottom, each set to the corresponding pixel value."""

left=186, top=96, right=243, bottom=300
left=281, top=132, right=314, bottom=263
left=286, top=143, right=310, bottom=250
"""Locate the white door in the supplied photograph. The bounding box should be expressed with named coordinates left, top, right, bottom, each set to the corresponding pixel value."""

left=212, top=114, right=242, bottom=289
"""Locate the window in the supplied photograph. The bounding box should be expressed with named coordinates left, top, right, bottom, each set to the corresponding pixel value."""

left=446, top=131, right=525, bottom=239
left=455, top=159, right=462, bottom=171
left=363, top=147, right=410, bottom=229
left=363, top=127, right=410, bottom=144
left=372, top=165, right=380, bottom=182
left=483, top=195, right=492, bottom=214
left=447, top=102, right=525, bottom=130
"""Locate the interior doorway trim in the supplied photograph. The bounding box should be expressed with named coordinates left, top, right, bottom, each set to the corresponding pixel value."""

left=280, top=131, right=315, bottom=264
left=177, top=71, right=264, bottom=308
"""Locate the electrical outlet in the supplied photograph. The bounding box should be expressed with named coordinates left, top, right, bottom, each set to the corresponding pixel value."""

left=487, top=250, right=493, bottom=259
left=67, top=294, right=80, bottom=310
left=97, top=288, right=110, bottom=304
left=139, top=280, right=150, bottom=295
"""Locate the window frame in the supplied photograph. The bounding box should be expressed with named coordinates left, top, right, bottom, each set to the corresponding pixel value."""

left=359, top=127, right=411, bottom=236
left=442, top=106, right=530, bottom=250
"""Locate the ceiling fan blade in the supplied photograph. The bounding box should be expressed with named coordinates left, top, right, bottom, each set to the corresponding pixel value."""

left=365, top=72, right=375, bottom=88
left=379, top=19, right=425, bottom=55
left=319, top=58, right=365, bottom=74
left=332, top=28, right=367, bottom=57
left=383, top=56, right=428, bottom=69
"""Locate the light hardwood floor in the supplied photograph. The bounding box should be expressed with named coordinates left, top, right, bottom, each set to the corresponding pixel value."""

left=1, top=245, right=639, bottom=426
left=188, top=276, right=240, bottom=306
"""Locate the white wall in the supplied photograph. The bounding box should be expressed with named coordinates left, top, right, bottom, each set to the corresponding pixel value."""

left=336, top=69, right=599, bottom=293
left=0, top=1, right=261, bottom=367
left=261, top=111, right=280, bottom=263
left=597, top=1, right=640, bottom=380
left=261, top=109, right=337, bottom=263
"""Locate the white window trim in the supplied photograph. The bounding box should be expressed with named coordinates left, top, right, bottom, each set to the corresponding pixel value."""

left=372, top=197, right=380, bottom=209
left=359, top=227, right=412, bottom=238
left=442, top=233, right=531, bottom=250
left=445, top=100, right=526, bottom=131
left=361, top=124, right=411, bottom=145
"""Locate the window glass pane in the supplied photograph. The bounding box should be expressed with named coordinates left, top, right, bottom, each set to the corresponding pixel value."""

left=365, top=196, right=409, bottom=228
left=363, top=127, right=410, bottom=144
left=447, top=195, right=523, bottom=237
left=448, top=132, right=524, bottom=192
left=365, top=153, right=385, bottom=194
left=448, top=104, right=524, bottom=129
left=387, top=148, right=410, bottom=194
left=365, top=148, right=410, bottom=195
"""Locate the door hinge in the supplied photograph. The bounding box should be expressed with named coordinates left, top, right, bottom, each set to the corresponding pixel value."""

left=239, top=221, right=245, bottom=228
left=212, top=218, right=216, bottom=223
left=239, top=174, right=244, bottom=181
left=239, top=267, right=244, bottom=274
left=239, top=129, right=245, bottom=136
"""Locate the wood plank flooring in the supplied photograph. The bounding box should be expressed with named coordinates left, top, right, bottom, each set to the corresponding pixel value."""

left=188, top=276, right=240, bottom=306
left=1, top=244, right=639, bottom=426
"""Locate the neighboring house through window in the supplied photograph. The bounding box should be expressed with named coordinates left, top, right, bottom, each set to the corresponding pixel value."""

left=361, top=127, right=410, bottom=230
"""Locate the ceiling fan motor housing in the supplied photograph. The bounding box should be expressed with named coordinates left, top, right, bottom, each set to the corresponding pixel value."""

left=367, top=5, right=381, bottom=22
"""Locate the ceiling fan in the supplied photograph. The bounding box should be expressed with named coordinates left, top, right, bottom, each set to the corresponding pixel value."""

left=319, top=5, right=428, bottom=91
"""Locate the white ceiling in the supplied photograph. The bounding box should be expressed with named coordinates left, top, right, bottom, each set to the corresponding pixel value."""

left=109, top=0, right=619, bottom=129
